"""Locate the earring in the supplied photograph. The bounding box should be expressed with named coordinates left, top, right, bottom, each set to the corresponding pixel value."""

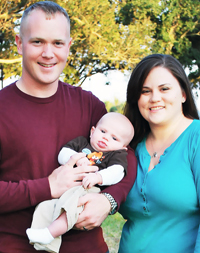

left=182, top=97, right=186, bottom=103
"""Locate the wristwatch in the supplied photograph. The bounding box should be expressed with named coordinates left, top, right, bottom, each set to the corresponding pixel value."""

left=101, top=192, right=117, bottom=215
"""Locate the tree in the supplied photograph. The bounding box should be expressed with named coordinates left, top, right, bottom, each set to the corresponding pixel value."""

left=0, top=0, right=37, bottom=80
left=1, top=0, right=199, bottom=87
left=104, top=99, right=125, bottom=113
left=153, top=0, right=200, bottom=88
left=116, top=0, right=200, bottom=87
left=1, top=0, right=155, bottom=85
left=58, top=0, right=156, bottom=85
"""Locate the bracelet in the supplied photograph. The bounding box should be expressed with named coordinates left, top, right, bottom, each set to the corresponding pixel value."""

left=101, top=192, right=117, bottom=215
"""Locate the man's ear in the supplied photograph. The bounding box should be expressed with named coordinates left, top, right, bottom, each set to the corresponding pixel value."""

left=122, top=146, right=128, bottom=150
left=15, top=34, right=23, bottom=55
left=90, top=126, right=95, bottom=137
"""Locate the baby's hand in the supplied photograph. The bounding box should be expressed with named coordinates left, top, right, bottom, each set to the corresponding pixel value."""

left=76, top=156, right=91, bottom=167
left=82, top=172, right=102, bottom=189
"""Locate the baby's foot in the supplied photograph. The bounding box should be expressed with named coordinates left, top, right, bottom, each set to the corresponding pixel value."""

left=26, top=227, right=54, bottom=244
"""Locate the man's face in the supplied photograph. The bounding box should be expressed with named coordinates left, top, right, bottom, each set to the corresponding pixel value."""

left=16, top=9, right=71, bottom=88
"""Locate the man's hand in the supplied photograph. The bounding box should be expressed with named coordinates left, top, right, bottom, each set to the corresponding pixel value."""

left=75, top=193, right=111, bottom=231
left=48, top=153, right=98, bottom=199
left=76, top=156, right=91, bottom=167
left=82, top=172, right=102, bottom=189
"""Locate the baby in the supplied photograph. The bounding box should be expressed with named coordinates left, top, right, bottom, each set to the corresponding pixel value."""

left=26, top=112, right=134, bottom=253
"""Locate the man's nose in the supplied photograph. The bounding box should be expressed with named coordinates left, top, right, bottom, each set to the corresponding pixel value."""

left=41, top=44, right=54, bottom=58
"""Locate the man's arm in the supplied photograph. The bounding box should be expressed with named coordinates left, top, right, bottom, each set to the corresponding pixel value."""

left=0, top=177, right=51, bottom=214
left=101, top=147, right=137, bottom=210
left=75, top=147, right=137, bottom=230
left=0, top=153, right=99, bottom=214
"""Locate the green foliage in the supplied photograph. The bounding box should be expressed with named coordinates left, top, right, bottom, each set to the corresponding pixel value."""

left=116, top=0, right=200, bottom=88
left=59, top=0, right=154, bottom=85
left=1, top=0, right=154, bottom=85
left=104, top=99, right=125, bottom=113
left=155, top=0, right=200, bottom=88
left=0, top=0, right=37, bottom=79
left=1, top=0, right=200, bottom=87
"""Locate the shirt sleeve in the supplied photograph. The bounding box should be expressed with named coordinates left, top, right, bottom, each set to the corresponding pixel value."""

left=0, top=177, right=51, bottom=214
left=105, top=149, right=128, bottom=175
left=101, top=146, right=137, bottom=210
left=58, top=147, right=78, bottom=165
left=98, top=165, right=125, bottom=186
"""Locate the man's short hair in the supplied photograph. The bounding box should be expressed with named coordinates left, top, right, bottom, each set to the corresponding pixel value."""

left=20, top=1, right=70, bottom=37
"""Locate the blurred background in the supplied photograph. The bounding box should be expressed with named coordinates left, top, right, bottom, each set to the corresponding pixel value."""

left=1, top=1, right=200, bottom=251
left=1, top=0, right=200, bottom=113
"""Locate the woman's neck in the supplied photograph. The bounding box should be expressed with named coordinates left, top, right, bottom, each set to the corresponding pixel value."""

left=147, top=116, right=192, bottom=172
left=149, top=115, right=191, bottom=142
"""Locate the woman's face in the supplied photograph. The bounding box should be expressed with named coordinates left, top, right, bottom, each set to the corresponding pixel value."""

left=138, top=66, right=186, bottom=128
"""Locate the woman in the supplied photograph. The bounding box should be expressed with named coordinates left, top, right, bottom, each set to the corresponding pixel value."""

left=119, top=54, right=200, bottom=252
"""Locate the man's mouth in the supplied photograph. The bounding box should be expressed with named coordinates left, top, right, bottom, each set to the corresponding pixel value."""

left=38, top=63, right=56, bottom=68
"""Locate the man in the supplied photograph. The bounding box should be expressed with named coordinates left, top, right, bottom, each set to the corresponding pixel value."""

left=0, top=2, right=137, bottom=252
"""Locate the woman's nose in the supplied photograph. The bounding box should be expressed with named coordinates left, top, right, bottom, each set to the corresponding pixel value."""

left=150, top=90, right=161, bottom=102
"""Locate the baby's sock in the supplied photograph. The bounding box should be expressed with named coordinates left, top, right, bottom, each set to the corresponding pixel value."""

left=26, top=227, right=54, bottom=244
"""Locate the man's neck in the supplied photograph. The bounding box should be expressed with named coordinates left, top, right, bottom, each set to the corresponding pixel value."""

left=16, top=78, right=59, bottom=98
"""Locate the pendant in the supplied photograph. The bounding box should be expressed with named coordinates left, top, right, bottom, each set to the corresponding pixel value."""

left=152, top=152, right=157, bottom=158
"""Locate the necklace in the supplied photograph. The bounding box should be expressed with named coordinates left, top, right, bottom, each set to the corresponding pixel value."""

left=150, top=135, right=172, bottom=159
left=152, top=152, right=158, bottom=158
left=150, top=135, right=162, bottom=159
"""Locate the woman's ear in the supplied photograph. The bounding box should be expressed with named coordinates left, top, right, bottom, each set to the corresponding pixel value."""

left=182, top=91, right=186, bottom=103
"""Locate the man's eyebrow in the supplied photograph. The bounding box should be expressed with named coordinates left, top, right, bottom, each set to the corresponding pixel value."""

left=29, top=37, right=43, bottom=41
left=30, top=37, right=66, bottom=42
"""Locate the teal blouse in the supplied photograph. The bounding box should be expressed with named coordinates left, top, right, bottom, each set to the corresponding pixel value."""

left=119, top=120, right=200, bottom=253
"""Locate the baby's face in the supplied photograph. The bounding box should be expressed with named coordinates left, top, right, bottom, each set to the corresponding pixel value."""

left=90, top=121, right=127, bottom=152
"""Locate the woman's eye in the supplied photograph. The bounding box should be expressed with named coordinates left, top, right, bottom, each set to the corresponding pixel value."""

left=141, top=89, right=150, bottom=94
left=101, top=130, right=105, bottom=133
left=112, top=137, right=117, bottom=141
left=161, top=87, right=169, bottom=91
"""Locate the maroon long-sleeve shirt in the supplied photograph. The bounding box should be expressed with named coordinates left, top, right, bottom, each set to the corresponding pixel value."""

left=0, top=81, right=137, bottom=253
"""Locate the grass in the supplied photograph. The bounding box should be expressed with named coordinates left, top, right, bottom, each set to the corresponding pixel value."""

left=102, top=212, right=125, bottom=253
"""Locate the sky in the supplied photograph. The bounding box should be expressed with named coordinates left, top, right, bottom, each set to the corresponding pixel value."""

left=81, top=70, right=130, bottom=103
left=3, top=70, right=200, bottom=111
left=82, top=70, right=200, bottom=112
left=3, top=70, right=130, bottom=103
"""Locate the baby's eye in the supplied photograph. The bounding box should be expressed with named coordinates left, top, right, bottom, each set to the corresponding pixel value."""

left=101, top=130, right=105, bottom=133
left=112, top=137, right=117, bottom=141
